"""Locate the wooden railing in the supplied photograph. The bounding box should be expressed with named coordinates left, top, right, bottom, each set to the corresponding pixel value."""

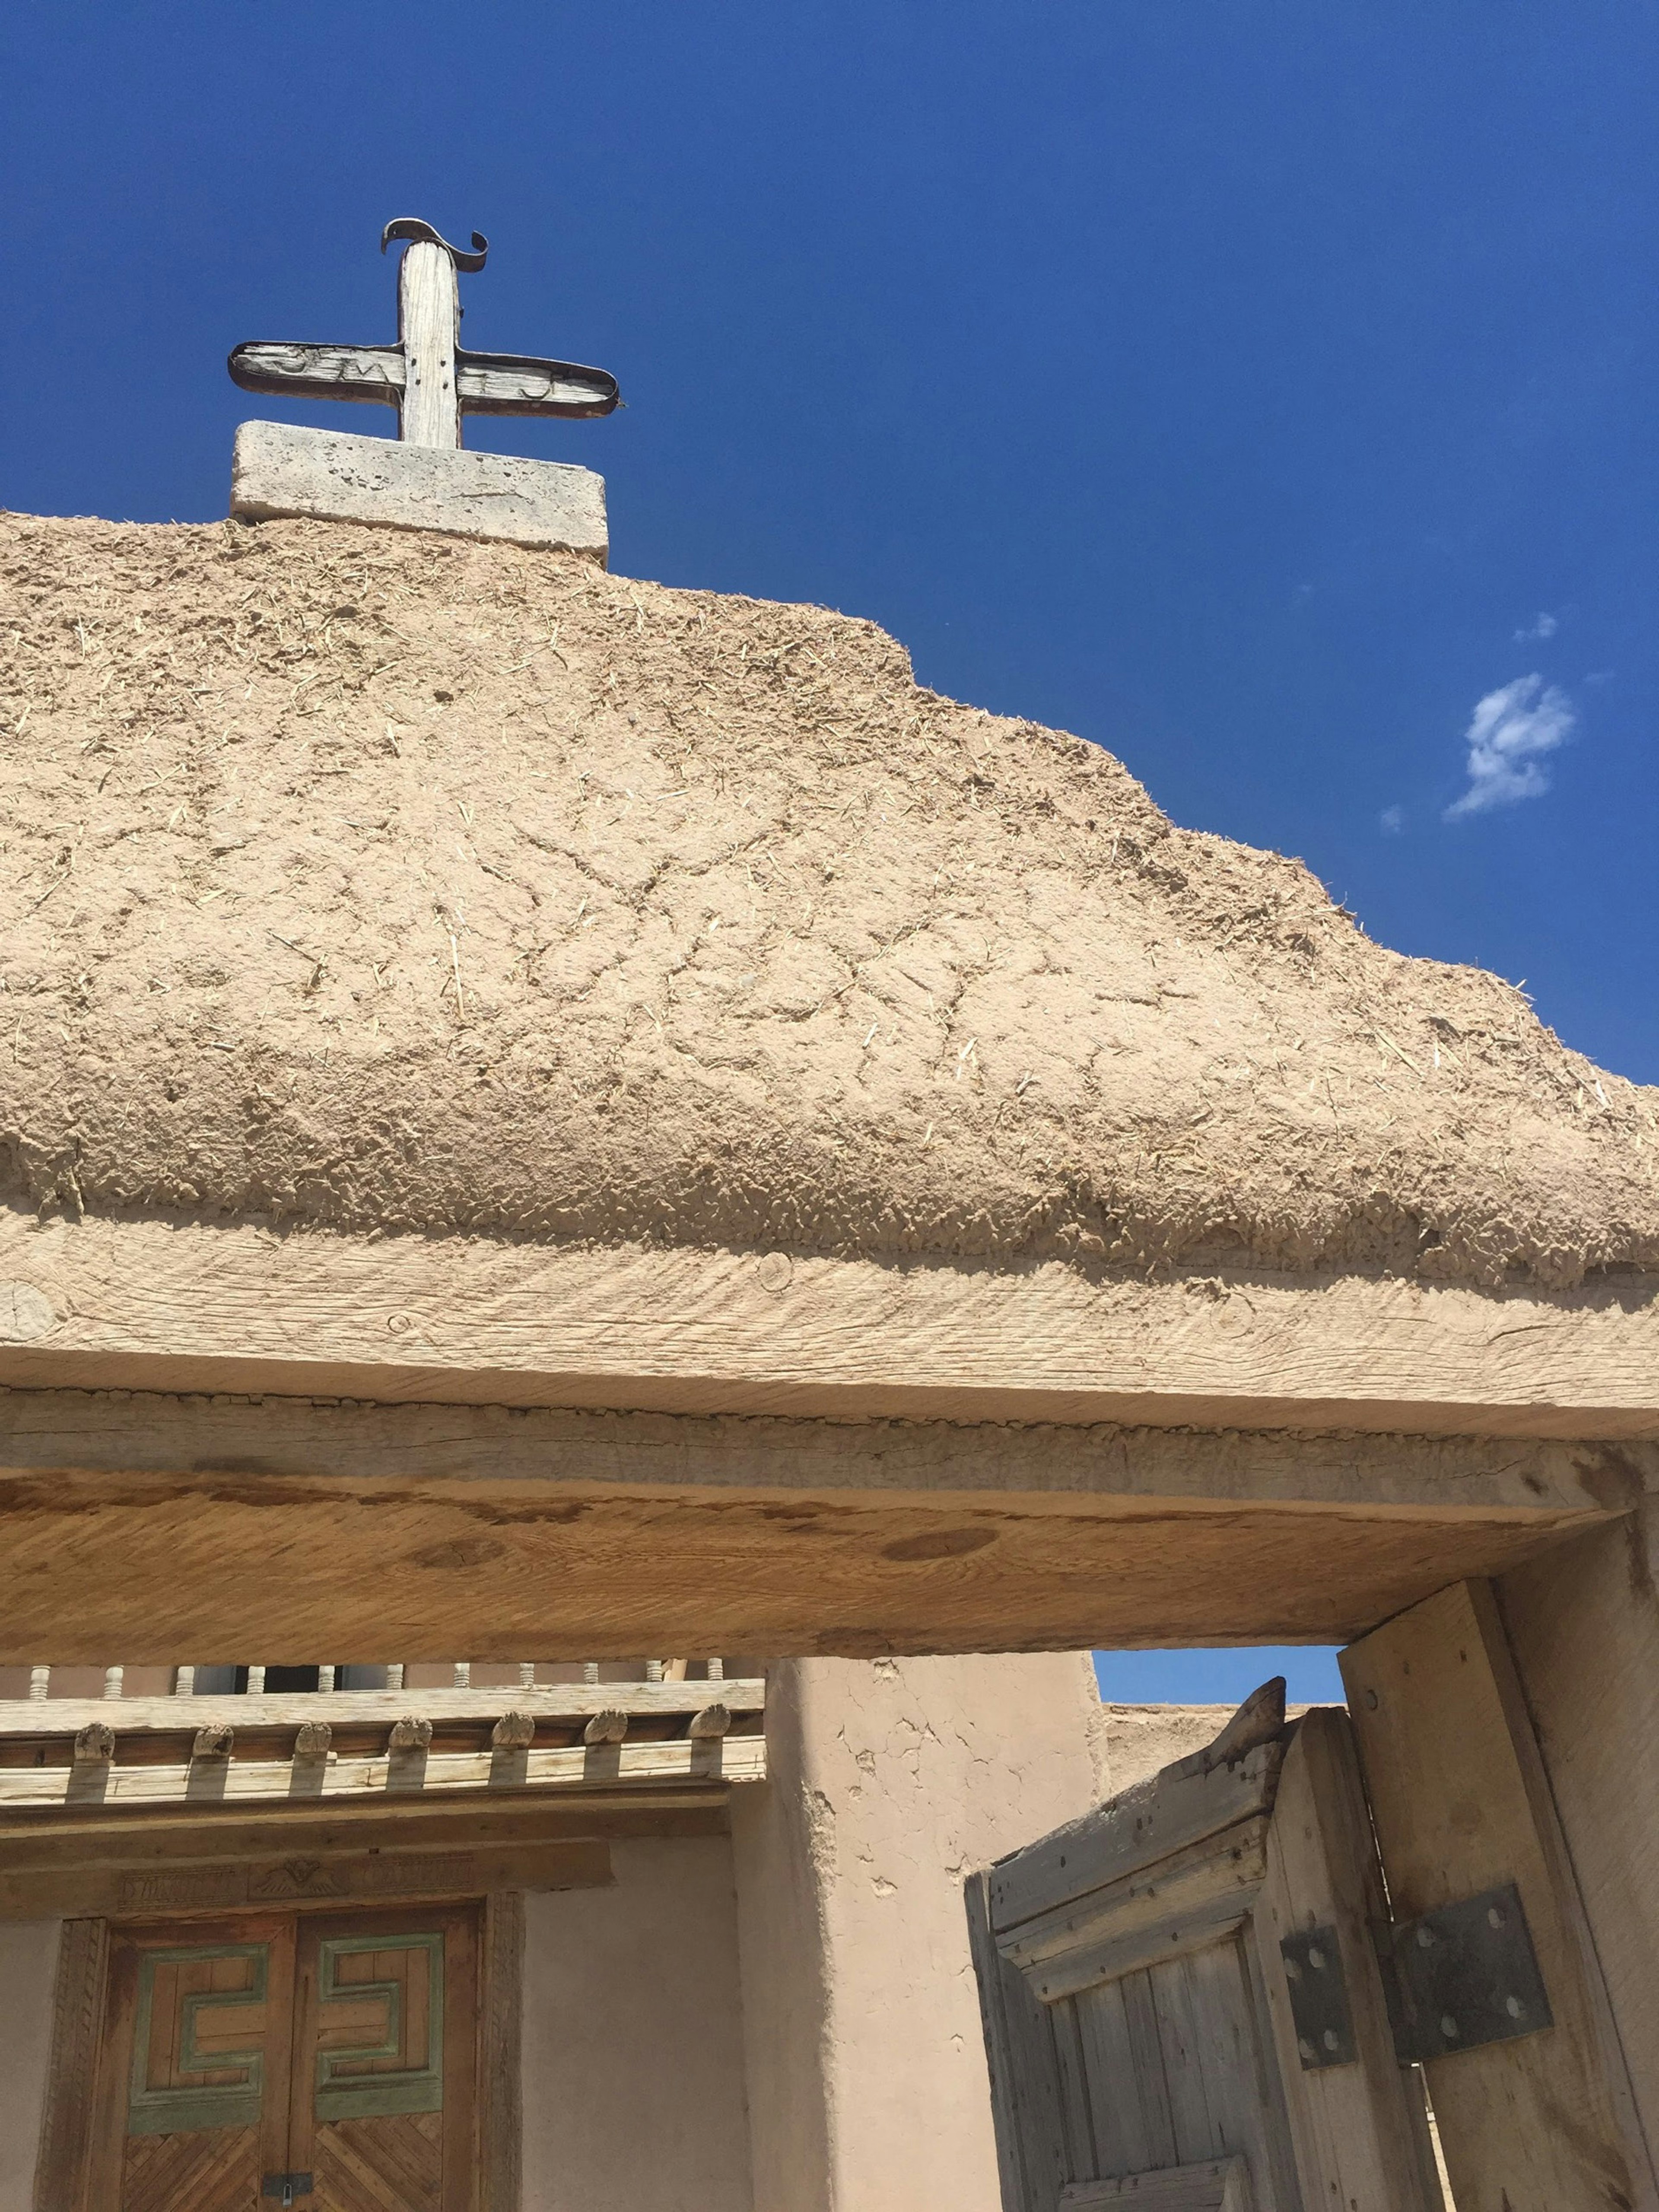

left=0, top=1661, right=765, bottom=1813
left=19, top=1657, right=728, bottom=1699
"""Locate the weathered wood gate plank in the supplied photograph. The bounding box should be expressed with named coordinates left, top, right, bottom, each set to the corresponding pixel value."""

left=1341, top=1580, right=1658, bottom=2212
left=1497, top=1510, right=1659, bottom=2183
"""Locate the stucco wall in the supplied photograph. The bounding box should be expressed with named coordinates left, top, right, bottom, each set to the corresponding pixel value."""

left=0, top=1919, right=59, bottom=2212
left=521, top=1835, right=754, bottom=2212
left=1093, top=1700, right=1244, bottom=1791
left=727, top=1665, right=835, bottom=2212
left=734, top=1653, right=1107, bottom=2212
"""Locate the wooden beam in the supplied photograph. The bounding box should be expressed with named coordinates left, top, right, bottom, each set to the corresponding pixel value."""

left=0, top=1837, right=610, bottom=1923
left=0, top=1385, right=1633, bottom=1513
left=3, top=1214, right=1658, bottom=1437
left=0, top=1678, right=764, bottom=1738
left=0, top=1385, right=1631, bottom=1513
left=0, top=1793, right=729, bottom=1872
left=0, top=1386, right=1636, bottom=1661
left=0, top=1732, right=766, bottom=1814
left=397, top=237, right=461, bottom=448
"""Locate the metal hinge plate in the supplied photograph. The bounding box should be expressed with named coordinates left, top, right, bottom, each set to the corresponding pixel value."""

left=1280, top=1923, right=1358, bottom=2068
left=1376, top=1880, right=1553, bottom=2064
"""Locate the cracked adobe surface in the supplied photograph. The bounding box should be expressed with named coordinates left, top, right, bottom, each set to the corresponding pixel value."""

left=0, top=509, right=1655, bottom=1289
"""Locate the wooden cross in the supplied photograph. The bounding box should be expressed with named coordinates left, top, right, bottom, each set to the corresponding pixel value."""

left=229, top=218, right=619, bottom=449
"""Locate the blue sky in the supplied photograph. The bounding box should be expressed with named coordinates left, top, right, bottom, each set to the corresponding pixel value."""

left=5, top=5, right=1654, bottom=1708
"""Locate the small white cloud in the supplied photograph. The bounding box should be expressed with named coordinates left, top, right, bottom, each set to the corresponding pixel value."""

left=1513, top=611, right=1558, bottom=642
left=1444, top=675, right=1575, bottom=820
left=1379, top=804, right=1405, bottom=834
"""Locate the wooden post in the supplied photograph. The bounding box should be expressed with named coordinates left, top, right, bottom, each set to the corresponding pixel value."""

left=1342, top=1580, right=1657, bottom=2212
left=102, top=1666, right=123, bottom=1700
left=28, top=1665, right=49, bottom=1702
left=1497, top=1506, right=1659, bottom=2174
left=397, top=239, right=461, bottom=448
left=173, top=1665, right=195, bottom=1696
left=1252, top=1709, right=1443, bottom=2210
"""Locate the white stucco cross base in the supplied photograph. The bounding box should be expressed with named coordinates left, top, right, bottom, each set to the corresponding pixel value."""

left=230, top=420, right=608, bottom=562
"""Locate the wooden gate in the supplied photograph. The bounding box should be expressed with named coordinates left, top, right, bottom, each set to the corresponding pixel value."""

left=969, top=1582, right=1657, bottom=2212
left=86, top=1904, right=478, bottom=2212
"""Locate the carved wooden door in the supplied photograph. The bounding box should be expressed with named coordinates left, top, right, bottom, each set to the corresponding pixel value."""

left=290, top=1907, right=478, bottom=2212
left=88, top=1906, right=478, bottom=2212
left=91, top=1913, right=296, bottom=2212
left=967, top=1688, right=1445, bottom=2212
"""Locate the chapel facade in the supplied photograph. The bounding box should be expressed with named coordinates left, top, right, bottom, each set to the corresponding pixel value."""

left=1, top=218, right=1656, bottom=2212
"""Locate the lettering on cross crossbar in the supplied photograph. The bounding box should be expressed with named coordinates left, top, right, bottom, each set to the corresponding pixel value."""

left=229, top=217, right=620, bottom=451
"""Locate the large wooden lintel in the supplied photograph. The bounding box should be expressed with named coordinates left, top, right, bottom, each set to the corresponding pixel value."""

left=2, top=1213, right=1658, bottom=1438
left=0, top=1384, right=1642, bottom=1661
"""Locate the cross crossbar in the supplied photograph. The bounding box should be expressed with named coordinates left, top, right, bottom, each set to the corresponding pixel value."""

left=228, top=217, right=620, bottom=450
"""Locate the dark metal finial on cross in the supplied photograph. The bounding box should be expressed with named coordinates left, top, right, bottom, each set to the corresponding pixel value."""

left=229, top=218, right=620, bottom=451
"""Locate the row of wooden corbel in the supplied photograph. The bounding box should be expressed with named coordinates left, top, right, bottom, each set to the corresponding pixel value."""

left=66, top=1700, right=735, bottom=1766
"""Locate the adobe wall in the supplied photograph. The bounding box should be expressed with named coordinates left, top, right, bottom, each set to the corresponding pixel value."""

left=734, top=1654, right=1114, bottom=2212
left=0, top=1919, right=59, bottom=2212
left=521, top=1834, right=754, bottom=2212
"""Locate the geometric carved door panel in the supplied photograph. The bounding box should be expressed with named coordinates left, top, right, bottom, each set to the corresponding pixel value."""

left=94, top=1913, right=295, bottom=2212
left=89, top=1907, right=477, bottom=2212
left=291, top=1910, right=478, bottom=2212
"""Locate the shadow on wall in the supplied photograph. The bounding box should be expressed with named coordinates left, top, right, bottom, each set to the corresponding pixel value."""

left=1094, top=1646, right=1345, bottom=1705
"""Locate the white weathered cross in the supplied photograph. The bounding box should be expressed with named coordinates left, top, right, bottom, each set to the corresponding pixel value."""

left=229, top=217, right=619, bottom=449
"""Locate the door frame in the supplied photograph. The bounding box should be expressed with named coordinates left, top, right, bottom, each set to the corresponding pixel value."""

left=32, top=1892, right=523, bottom=2212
